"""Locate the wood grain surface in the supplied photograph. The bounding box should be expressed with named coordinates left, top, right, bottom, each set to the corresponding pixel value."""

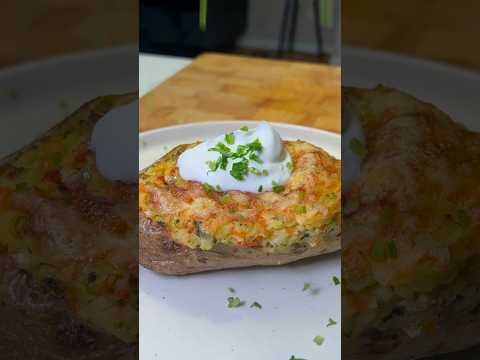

left=139, top=53, right=341, bottom=133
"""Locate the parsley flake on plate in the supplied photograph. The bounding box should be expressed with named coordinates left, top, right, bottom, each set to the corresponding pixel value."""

left=332, top=276, right=341, bottom=285
left=240, top=126, right=249, bottom=132
left=227, top=297, right=244, bottom=308
left=250, top=301, right=262, bottom=309
left=302, top=282, right=311, bottom=292
left=289, top=356, right=306, bottom=360
left=313, top=335, right=325, bottom=346
left=228, top=287, right=235, bottom=293
left=327, top=318, right=337, bottom=327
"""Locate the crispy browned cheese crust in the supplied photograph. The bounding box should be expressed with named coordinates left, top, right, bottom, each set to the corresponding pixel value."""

left=343, top=85, right=480, bottom=359
left=0, top=95, right=138, bottom=359
left=140, top=140, right=341, bottom=275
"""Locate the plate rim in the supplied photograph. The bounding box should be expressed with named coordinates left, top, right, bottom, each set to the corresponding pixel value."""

left=139, top=120, right=341, bottom=140
left=0, top=45, right=137, bottom=80
left=343, top=46, right=480, bottom=80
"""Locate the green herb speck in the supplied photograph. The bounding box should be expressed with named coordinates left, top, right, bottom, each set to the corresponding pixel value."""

left=272, top=181, right=284, bottom=193
left=313, top=335, right=325, bottom=346
left=225, top=132, right=235, bottom=145
left=294, top=205, right=307, bottom=215
left=302, top=282, right=311, bottom=292
left=240, top=126, right=249, bottom=132
left=227, top=297, right=244, bottom=308
left=327, top=318, right=337, bottom=327
left=250, top=301, right=262, bottom=309
left=332, top=276, right=341, bottom=285
left=349, top=138, right=367, bottom=157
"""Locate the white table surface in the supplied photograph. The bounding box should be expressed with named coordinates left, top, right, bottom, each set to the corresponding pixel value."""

left=139, top=53, right=191, bottom=97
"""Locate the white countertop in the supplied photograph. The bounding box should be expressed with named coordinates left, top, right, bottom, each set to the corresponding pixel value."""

left=139, top=53, right=191, bottom=97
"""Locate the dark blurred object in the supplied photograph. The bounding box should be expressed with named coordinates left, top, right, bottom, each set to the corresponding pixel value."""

left=277, top=0, right=338, bottom=62
left=140, top=0, right=248, bottom=57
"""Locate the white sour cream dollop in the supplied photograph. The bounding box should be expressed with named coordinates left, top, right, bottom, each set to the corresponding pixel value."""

left=177, top=122, right=292, bottom=193
left=89, top=101, right=138, bottom=183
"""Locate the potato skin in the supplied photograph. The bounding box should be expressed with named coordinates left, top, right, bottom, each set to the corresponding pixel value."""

left=140, top=140, right=341, bottom=275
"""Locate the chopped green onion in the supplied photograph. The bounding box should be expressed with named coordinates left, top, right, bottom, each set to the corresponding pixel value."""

left=332, top=276, right=341, bottom=285
left=228, top=287, right=235, bottom=293
left=286, top=162, right=293, bottom=171
left=240, top=126, right=249, bottom=132
left=258, top=185, right=263, bottom=192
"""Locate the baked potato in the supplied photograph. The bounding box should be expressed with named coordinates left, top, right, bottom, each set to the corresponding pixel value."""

left=342, top=85, right=480, bottom=359
left=0, top=95, right=138, bottom=358
left=139, top=139, right=341, bottom=275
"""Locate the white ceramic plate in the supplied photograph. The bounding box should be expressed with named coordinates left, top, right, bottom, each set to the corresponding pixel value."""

left=139, top=121, right=341, bottom=360
left=0, top=46, right=137, bottom=159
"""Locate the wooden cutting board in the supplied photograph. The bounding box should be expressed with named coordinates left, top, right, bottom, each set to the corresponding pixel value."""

left=140, top=53, right=340, bottom=133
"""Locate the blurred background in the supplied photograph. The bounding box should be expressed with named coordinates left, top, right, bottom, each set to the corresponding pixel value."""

left=140, top=0, right=341, bottom=64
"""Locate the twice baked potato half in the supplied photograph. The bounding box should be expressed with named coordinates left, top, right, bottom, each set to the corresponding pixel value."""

left=140, top=139, right=340, bottom=275
left=0, top=95, right=138, bottom=359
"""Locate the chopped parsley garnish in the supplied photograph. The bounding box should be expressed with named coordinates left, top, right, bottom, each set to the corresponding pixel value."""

left=250, top=301, right=262, bottom=309
left=313, top=335, right=325, bottom=346
left=258, top=185, right=263, bottom=192
left=286, top=162, right=293, bottom=171
left=207, top=132, right=269, bottom=181
left=325, top=192, right=337, bottom=201
left=227, top=297, right=244, bottom=308
left=250, top=167, right=262, bottom=176
left=371, top=240, right=386, bottom=260
left=302, top=282, right=311, bottom=291
left=228, top=287, right=236, bottom=293
left=247, top=138, right=263, bottom=153
left=202, top=183, right=214, bottom=192
left=272, top=181, right=285, bottom=193
left=289, top=356, right=306, bottom=360
left=452, top=208, right=471, bottom=228
left=230, top=159, right=249, bottom=180
left=240, top=126, right=249, bottom=132
left=379, top=207, right=395, bottom=225
left=327, top=318, right=337, bottom=327
left=386, top=240, right=398, bottom=258
left=332, top=276, right=341, bottom=285
left=225, top=132, right=235, bottom=145
left=294, top=205, right=307, bottom=215
left=209, top=142, right=232, bottom=156
left=349, top=137, right=367, bottom=157
left=372, top=240, right=398, bottom=261
left=249, top=153, right=263, bottom=164
left=216, top=185, right=222, bottom=191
